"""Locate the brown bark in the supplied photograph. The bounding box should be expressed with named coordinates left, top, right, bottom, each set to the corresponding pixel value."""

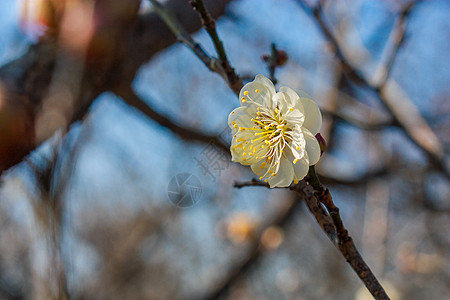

left=0, top=0, right=233, bottom=174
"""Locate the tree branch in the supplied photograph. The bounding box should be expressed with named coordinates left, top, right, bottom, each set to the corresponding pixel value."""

left=374, top=1, right=417, bottom=87
left=148, top=0, right=242, bottom=95
left=235, top=179, right=390, bottom=300
left=0, top=0, right=234, bottom=174
left=114, top=84, right=229, bottom=153
left=296, top=0, right=448, bottom=177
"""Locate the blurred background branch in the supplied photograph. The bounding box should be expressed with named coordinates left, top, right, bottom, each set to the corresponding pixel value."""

left=0, top=0, right=448, bottom=299
left=297, top=0, right=448, bottom=178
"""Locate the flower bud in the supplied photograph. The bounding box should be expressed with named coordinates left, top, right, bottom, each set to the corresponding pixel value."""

left=315, top=133, right=327, bottom=155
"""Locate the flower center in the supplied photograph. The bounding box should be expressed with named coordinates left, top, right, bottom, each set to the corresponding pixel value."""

left=232, top=89, right=302, bottom=182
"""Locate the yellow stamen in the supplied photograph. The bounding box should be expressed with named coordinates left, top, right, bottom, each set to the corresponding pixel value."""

left=244, top=91, right=249, bottom=96
left=255, top=89, right=260, bottom=93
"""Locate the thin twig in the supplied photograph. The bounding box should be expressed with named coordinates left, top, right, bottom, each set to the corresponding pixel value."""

left=190, top=0, right=228, bottom=62
left=234, top=178, right=270, bottom=189
left=190, top=0, right=242, bottom=94
left=148, top=0, right=215, bottom=69
left=296, top=0, right=448, bottom=178
left=148, top=0, right=242, bottom=95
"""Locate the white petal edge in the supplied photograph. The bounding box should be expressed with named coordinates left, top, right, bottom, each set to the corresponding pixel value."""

left=293, top=153, right=309, bottom=181
left=268, top=157, right=294, bottom=188
left=303, top=128, right=321, bottom=165
left=294, top=89, right=322, bottom=135
left=254, top=74, right=276, bottom=96
left=239, top=82, right=273, bottom=107
left=250, top=159, right=269, bottom=178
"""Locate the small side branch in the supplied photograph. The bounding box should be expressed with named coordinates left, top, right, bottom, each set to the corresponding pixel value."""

left=262, top=43, right=288, bottom=84
left=234, top=178, right=270, bottom=189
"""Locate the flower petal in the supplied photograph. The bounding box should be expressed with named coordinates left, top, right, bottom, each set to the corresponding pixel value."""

left=294, top=89, right=322, bottom=135
left=285, top=108, right=305, bottom=127
left=240, top=82, right=273, bottom=108
left=286, top=149, right=308, bottom=181
left=228, top=106, right=255, bottom=131
left=293, top=152, right=309, bottom=181
left=231, top=145, right=260, bottom=165
left=279, top=87, right=301, bottom=110
left=268, top=157, right=294, bottom=188
left=250, top=159, right=270, bottom=178
left=303, top=128, right=321, bottom=165
left=254, top=74, right=276, bottom=96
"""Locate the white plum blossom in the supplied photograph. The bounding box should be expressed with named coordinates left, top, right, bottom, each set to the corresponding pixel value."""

left=228, top=75, right=322, bottom=188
